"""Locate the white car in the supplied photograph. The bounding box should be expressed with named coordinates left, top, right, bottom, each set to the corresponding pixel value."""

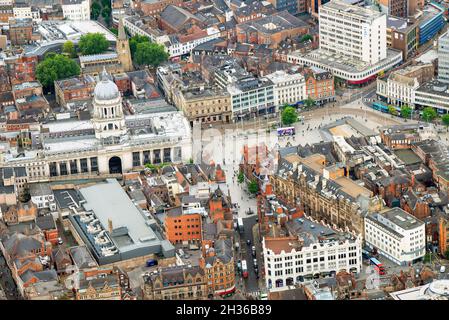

left=440, top=266, right=446, bottom=273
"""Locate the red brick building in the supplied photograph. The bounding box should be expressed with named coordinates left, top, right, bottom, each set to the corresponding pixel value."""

left=208, top=187, right=231, bottom=223
left=9, top=18, right=34, bottom=45
left=304, top=67, right=335, bottom=105
left=236, top=11, right=309, bottom=48
left=135, top=0, right=183, bottom=16
left=54, top=75, right=96, bottom=108
left=36, top=215, right=59, bottom=245
left=6, top=55, right=38, bottom=85
left=165, top=207, right=202, bottom=245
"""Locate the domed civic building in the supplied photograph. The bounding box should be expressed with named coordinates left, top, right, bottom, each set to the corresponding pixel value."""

left=390, top=279, right=449, bottom=300
left=91, top=68, right=127, bottom=140
left=2, top=69, right=192, bottom=178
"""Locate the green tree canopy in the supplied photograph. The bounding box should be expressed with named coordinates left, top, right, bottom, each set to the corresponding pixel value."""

left=445, top=248, right=449, bottom=260
left=400, top=105, right=412, bottom=119
left=442, top=114, right=449, bottom=127
left=388, top=105, right=397, bottom=116
left=134, top=42, right=169, bottom=67
left=91, top=2, right=101, bottom=19
left=304, top=96, right=315, bottom=109
left=300, top=34, right=313, bottom=42
left=78, top=33, right=109, bottom=55
left=36, top=54, right=80, bottom=89
left=101, top=0, right=111, bottom=8
left=248, top=181, right=259, bottom=194
left=422, top=107, right=437, bottom=122
left=281, top=106, right=298, bottom=126
left=129, top=34, right=150, bottom=56
left=101, top=6, right=111, bottom=18
left=237, top=172, right=244, bottom=184
left=62, top=41, right=76, bottom=58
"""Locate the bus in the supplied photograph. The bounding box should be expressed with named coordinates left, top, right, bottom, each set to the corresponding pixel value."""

left=241, top=260, right=248, bottom=278
left=370, top=257, right=386, bottom=275
left=237, top=218, right=244, bottom=233
left=372, top=102, right=389, bottom=113
left=277, top=127, right=295, bottom=136
left=362, top=249, right=371, bottom=260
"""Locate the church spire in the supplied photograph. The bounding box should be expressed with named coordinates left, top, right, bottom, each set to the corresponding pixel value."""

left=116, top=15, right=133, bottom=72
left=118, top=16, right=126, bottom=41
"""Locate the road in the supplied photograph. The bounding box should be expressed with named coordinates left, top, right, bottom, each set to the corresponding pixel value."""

left=235, top=215, right=259, bottom=296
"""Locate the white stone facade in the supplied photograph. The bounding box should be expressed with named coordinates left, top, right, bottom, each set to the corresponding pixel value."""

left=264, top=70, right=306, bottom=107
left=364, top=208, right=426, bottom=266
left=319, top=0, right=387, bottom=64
left=62, top=0, right=90, bottom=21
left=262, top=235, right=362, bottom=291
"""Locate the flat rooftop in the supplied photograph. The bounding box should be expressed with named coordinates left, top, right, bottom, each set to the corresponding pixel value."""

left=79, top=179, right=161, bottom=253
left=382, top=207, right=424, bottom=230
left=294, top=48, right=402, bottom=73
left=334, top=176, right=371, bottom=199
left=42, top=119, right=94, bottom=133
left=393, top=149, right=422, bottom=166
left=322, top=0, right=384, bottom=20
left=387, top=16, right=415, bottom=33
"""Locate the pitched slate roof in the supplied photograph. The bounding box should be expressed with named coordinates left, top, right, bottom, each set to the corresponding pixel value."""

left=160, top=5, right=200, bottom=31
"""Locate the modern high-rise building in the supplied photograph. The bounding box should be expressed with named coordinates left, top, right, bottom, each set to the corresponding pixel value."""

left=319, top=0, right=387, bottom=64
left=438, top=31, right=449, bottom=84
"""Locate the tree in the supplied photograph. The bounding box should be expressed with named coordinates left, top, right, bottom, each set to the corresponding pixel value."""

left=134, top=42, right=169, bottom=67
left=78, top=33, right=109, bottom=55
left=18, top=187, right=31, bottom=203
left=129, top=34, right=150, bottom=56
left=421, top=107, right=437, bottom=122
left=388, top=105, right=397, bottom=116
left=400, top=105, right=412, bottom=119
left=91, top=2, right=101, bottom=19
left=304, top=96, right=315, bottom=109
left=36, top=54, right=80, bottom=89
left=300, top=34, right=313, bottom=42
left=281, top=106, right=298, bottom=126
left=101, top=6, right=111, bottom=18
left=445, top=248, right=449, bottom=260
left=442, top=114, right=449, bottom=128
left=62, top=41, right=76, bottom=58
left=237, top=172, right=244, bottom=184
left=101, top=0, right=111, bottom=8
left=247, top=180, right=259, bottom=194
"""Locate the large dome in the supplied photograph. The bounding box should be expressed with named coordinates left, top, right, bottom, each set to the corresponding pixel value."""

left=94, top=68, right=120, bottom=101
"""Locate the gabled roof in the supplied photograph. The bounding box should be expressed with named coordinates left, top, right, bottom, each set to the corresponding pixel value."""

left=2, top=233, right=43, bottom=259
left=160, top=5, right=200, bottom=31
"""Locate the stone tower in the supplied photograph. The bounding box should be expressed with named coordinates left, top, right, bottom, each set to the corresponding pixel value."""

left=117, top=17, right=133, bottom=72
left=92, top=68, right=127, bottom=140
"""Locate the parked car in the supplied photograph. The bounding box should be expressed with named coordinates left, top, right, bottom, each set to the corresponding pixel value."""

left=441, top=266, right=446, bottom=273
left=246, top=239, right=251, bottom=246
left=253, top=258, right=258, bottom=267
left=146, top=259, right=158, bottom=267
left=57, top=238, right=63, bottom=245
left=251, top=246, right=256, bottom=256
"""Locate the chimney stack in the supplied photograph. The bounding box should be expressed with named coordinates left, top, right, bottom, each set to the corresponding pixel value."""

left=108, top=219, right=113, bottom=234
